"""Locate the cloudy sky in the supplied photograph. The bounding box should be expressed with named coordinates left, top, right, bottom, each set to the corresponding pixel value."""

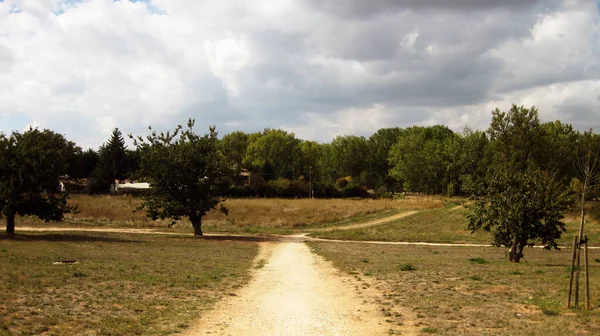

left=0, top=0, right=599, bottom=148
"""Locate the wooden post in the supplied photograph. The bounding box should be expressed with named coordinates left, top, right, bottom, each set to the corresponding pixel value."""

left=568, top=235, right=578, bottom=308
left=576, top=244, right=582, bottom=308
left=585, top=235, right=590, bottom=310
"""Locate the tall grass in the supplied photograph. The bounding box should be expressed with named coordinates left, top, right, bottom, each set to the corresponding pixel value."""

left=43, top=195, right=444, bottom=232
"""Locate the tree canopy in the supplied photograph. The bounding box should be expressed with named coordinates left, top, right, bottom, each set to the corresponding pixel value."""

left=131, top=120, right=227, bottom=236
left=0, top=128, right=77, bottom=234
left=468, top=167, right=572, bottom=262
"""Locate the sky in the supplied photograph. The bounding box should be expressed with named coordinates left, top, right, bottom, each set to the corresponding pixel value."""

left=0, top=0, right=599, bottom=149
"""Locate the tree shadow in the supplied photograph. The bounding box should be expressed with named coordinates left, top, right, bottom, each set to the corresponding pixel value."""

left=0, top=233, right=142, bottom=243
left=172, top=234, right=290, bottom=243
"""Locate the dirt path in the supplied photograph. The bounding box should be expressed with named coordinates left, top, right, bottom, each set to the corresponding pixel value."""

left=311, top=210, right=417, bottom=232
left=182, top=241, right=397, bottom=336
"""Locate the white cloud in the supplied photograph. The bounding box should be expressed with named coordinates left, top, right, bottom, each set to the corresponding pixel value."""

left=0, top=0, right=599, bottom=148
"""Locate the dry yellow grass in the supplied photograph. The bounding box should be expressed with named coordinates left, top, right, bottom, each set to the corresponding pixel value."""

left=18, top=195, right=444, bottom=234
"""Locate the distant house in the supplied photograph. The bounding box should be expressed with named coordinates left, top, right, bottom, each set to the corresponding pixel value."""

left=58, top=177, right=91, bottom=194
left=239, top=169, right=251, bottom=186
left=112, top=180, right=151, bottom=194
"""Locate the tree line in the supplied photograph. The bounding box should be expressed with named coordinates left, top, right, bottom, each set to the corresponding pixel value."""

left=42, top=106, right=598, bottom=200
left=1, top=105, right=598, bottom=262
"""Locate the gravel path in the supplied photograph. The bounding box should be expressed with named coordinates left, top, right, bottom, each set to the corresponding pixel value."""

left=182, top=241, right=393, bottom=336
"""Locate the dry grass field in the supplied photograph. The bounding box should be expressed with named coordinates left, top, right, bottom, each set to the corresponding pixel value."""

left=311, top=201, right=600, bottom=247
left=15, top=195, right=445, bottom=234
left=308, top=241, right=600, bottom=335
left=0, top=232, right=258, bottom=336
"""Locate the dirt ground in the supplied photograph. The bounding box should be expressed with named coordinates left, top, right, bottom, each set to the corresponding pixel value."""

left=181, top=241, right=406, bottom=336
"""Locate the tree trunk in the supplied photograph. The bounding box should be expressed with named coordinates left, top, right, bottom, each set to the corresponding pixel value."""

left=6, top=212, right=15, bottom=235
left=190, top=213, right=203, bottom=236
left=508, top=240, right=524, bottom=263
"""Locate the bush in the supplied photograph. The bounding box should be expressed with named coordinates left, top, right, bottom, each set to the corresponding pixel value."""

left=468, top=257, right=488, bottom=264
left=336, top=176, right=352, bottom=189
left=380, top=192, right=393, bottom=199
left=400, top=264, right=416, bottom=271
left=229, top=186, right=254, bottom=198
left=261, top=178, right=308, bottom=198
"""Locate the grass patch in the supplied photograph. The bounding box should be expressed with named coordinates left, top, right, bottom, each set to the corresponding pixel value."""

left=254, top=258, right=268, bottom=269
left=400, top=263, right=416, bottom=271
left=0, top=231, right=258, bottom=335
left=468, top=257, right=488, bottom=264
left=307, top=241, right=600, bottom=335
left=310, top=205, right=492, bottom=243
left=421, top=327, right=438, bottom=333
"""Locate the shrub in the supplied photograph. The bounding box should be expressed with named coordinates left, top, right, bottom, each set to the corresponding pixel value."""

left=400, top=264, right=416, bottom=271
left=468, top=257, right=488, bottom=264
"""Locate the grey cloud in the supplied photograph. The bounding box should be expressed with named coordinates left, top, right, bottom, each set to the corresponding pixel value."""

left=2, top=0, right=598, bottom=147
left=305, top=0, right=544, bottom=19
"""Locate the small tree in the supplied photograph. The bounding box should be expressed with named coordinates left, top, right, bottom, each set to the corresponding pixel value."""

left=468, top=168, right=572, bottom=262
left=131, top=120, right=227, bottom=236
left=0, top=128, right=77, bottom=234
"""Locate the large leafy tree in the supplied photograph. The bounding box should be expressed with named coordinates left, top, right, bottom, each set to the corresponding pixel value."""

left=132, top=120, right=227, bottom=236
left=0, top=128, right=77, bottom=234
left=330, top=135, right=369, bottom=179
left=220, top=131, right=250, bottom=182
left=244, top=129, right=301, bottom=180
left=388, top=126, right=456, bottom=193
left=468, top=168, right=572, bottom=262
left=367, top=127, right=403, bottom=190
left=488, top=105, right=543, bottom=171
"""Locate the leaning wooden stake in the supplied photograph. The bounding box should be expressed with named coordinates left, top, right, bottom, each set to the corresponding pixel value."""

left=568, top=235, right=578, bottom=308
left=585, top=235, right=590, bottom=310
left=576, top=243, right=582, bottom=308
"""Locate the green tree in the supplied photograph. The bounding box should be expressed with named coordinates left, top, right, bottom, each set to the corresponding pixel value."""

left=97, top=128, right=129, bottom=190
left=456, top=128, right=490, bottom=194
left=244, top=129, right=301, bottom=180
left=488, top=105, right=543, bottom=171
left=368, top=128, right=403, bottom=190
left=220, top=131, right=250, bottom=183
left=0, top=128, right=77, bottom=234
left=468, top=168, right=572, bottom=262
left=81, top=148, right=100, bottom=178
left=388, top=126, right=456, bottom=193
left=131, top=120, right=227, bottom=236
left=330, top=135, right=369, bottom=179
left=539, top=121, right=579, bottom=180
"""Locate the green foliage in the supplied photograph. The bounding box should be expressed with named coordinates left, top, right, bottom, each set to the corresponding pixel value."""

left=488, top=105, right=542, bottom=171
left=468, top=257, right=488, bottom=264
left=400, top=263, right=416, bottom=271
left=131, top=119, right=227, bottom=235
left=329, top=135, right=369, bottom=179
left=389, top=126, right=457, bottom=194
left=220, top=131, right=249, bottom=179
left=469, top=275, right=482, bottom=281
left=421, top=327, right=438, bottom=333
left=92, top=128, right=131, bottom=192
left=262, top=178, right=307, bottom=198
left=468, top=168, right=573, bottom=262
left=0, top=128, right=77, bottom=233
left=367, top=127, right=402, bottom=190
left=244, top=129, right=301, bottom=180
